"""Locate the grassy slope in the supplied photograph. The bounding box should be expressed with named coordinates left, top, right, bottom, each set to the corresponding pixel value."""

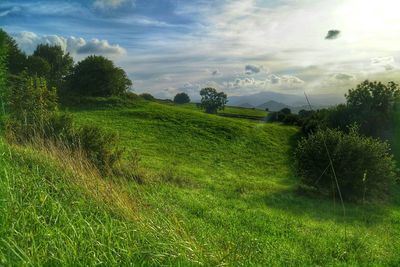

left=1, top=100, right=400, bottom=265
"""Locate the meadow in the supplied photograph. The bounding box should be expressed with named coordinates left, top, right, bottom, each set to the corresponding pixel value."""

left=1, top=99, right=400, bottom=266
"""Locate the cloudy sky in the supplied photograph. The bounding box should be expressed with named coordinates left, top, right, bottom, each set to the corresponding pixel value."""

left=1, top=0, right=400, bottom=102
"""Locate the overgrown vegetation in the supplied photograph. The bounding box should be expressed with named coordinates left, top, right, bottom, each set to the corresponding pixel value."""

left=269, top=81, right=400, bottom=140
left=294, top=127, right=396, bottom=201
left=4, top=73, right=123, bottom=174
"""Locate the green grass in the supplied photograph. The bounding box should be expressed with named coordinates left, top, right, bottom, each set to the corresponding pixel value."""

left=1, top=99, right=400, bottom=265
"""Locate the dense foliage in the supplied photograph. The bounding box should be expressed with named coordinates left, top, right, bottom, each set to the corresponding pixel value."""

left=0, top=30, right=8, bottom=115
left=5, top=73, right=122, bottom=173
left=298, top=81, right=400, bottom=136
left=199, top=87, right=227, bottom=114
left=33, top=44, right=74, bottom=89
left=26, top=55, right=51, bottom=77
left=345, top=80, right=400, bottom=136
left=294, top=127, right=396, bottom=201
left=0, top=29, right=26, bottom=76
left=173, top=92, right=190, bottom=104
left=5, top=74, right=58, bottom=142
left=68, top=55, right=132, bottom=97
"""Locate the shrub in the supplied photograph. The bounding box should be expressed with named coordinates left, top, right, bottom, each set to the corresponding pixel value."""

left=5, top=74, right=58, bottom=142
left=5, top=74, right=123, bottom=174
left=75, top=125, right=123, bottom=174
left=173, top=92, right=190, bottom=104
left=294, top=127, right=396, bottom=201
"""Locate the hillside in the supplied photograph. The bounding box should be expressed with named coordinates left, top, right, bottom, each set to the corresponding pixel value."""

left=1, top=100, right=400, bottom=265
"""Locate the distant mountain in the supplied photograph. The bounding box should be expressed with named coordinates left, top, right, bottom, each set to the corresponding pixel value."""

left=236, top=102, right=254, bottom=108
left=228, top=91, right=344, bottom=108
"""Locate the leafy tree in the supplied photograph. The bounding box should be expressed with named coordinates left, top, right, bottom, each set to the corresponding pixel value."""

left=33, top=44, right=73, bottom=89
left=0, top=29, right=26, bottom=75
left=68, top=55, right=132, bottom=97
left=0, top=30, right=8, bottom=114
left=199, top=87, right=227, bottom=114
left=173, top=92, right=190, bottom=104
left=344, top=80, right=400, bottom=136
left=26, top=55, right=51, bottom=77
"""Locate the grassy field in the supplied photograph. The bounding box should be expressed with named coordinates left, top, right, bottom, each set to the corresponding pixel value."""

left=1, top=99, right=400, bottom=265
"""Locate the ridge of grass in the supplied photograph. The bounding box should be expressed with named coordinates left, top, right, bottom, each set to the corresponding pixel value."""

left=1, top=99, right=399, bottom=265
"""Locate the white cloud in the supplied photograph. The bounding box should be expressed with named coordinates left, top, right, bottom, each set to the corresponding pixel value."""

left=370, top=56, right=397, bottom=71
left=265, top=74, right=305, bottom=85
left=93, top=0, right=132, bottom=9
left=12, top=31, right=126, bottom=56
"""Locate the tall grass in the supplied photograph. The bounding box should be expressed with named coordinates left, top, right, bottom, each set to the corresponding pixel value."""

left=0, top=139, right=207, bottom=265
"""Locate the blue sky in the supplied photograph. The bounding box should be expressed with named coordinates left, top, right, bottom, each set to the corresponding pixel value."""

left=1, top=0, right=400, bottom=102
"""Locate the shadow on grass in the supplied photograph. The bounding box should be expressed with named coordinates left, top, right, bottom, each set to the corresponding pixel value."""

left=262, top=185, right=394, bottom=226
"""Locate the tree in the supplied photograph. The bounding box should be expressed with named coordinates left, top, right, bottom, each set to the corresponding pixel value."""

left=0, top=29, right=26, bottom=75
left=0, top=30, right=8, bottom=115
left=26, top=55, right=51, bottom=77
left=173, top=92, right=190, bottom=104
left=68, top=55, right=132, bottom=97
left=199, top=87, right=227, bottom=114
left=33, top=44, right=73, bottom=89
left=344, top=80, right=400, bottom=136
left=346, top=80, right=400, bottom=114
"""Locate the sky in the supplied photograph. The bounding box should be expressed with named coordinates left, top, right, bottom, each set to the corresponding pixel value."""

left=1, top=0, right=400, bottom=103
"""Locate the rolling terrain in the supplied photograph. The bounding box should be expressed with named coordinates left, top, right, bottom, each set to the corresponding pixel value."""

left=1, top=99, right=399, bottom=266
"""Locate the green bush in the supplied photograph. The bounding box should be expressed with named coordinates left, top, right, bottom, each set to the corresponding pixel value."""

left=5, top=74, right=58, bottom=142
left=294, top=127, right=396, bottom=201
left=75, top=125, right=123, bottom=174
left=5, top=74, right=123, bottom=174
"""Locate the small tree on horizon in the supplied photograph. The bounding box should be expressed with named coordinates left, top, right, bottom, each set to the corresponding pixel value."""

left=173, top=92, right=190, bottom=104
left=199, top=87, right=227, bottom=114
